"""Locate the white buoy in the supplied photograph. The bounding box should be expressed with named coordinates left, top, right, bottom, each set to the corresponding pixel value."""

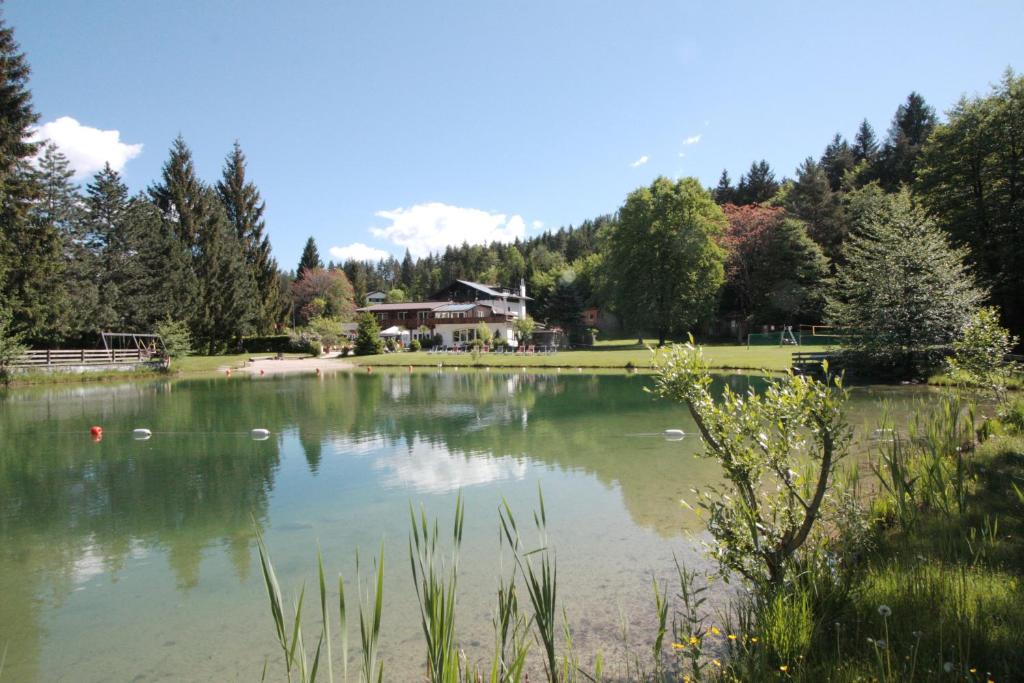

left=251, top=428, right=271, bottom=441
left=132, top=428, right=152, bottom=440
left=663, top=429, right=686, bottom=441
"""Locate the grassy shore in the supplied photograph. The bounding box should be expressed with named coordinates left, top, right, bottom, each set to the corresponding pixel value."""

left=352, top=340, right=830, bottom=372
left=4, top=352, right=312, bottom=386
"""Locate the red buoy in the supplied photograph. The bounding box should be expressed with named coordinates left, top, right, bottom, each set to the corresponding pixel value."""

left=225, top=368, right=232, bottom=377
left=315, top=367, right=321, bottom=375
left=90, top=425, right=103, bottom=437
left=259, top=368, right=265, bottom=376
left=366, top=366, right=373, bottom=374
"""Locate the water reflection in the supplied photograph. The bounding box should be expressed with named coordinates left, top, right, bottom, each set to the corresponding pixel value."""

left=0, top=370, right=942, bottom=682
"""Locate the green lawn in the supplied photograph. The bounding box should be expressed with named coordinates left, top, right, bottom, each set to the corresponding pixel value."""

left=171, top=352, right=310, bottom=374
left=352, top=342, right=831, bottom=372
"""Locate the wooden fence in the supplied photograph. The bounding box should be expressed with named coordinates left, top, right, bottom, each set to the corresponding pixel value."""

left=10, top=348, right=153, bottom=368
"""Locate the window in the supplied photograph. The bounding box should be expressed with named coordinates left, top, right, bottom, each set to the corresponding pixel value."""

left=418, top=311, right=429, bottom=321
left=395, top=311, right=407, bottom=320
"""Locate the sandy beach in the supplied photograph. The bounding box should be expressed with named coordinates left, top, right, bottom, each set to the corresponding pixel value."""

left=236, top=353, right=355, bottom=376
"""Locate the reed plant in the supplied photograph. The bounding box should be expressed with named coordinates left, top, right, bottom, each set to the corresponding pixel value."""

left=408, top=495, right=464, bottom=683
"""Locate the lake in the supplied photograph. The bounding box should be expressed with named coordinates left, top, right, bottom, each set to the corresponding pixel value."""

left=0, top=370, right=940, bottom=681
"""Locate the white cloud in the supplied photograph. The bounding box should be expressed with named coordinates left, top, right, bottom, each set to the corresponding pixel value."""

left=371, top=202, right=526, bottom=258
left=531, top=220, right=545, bottom=231
left=329, top=242, right=392, bottom=262
left=630, top=155, right=649, bottom=168
left=682, top=134, right=702, bottom=145
left=30, top=116, right=142, bottom=178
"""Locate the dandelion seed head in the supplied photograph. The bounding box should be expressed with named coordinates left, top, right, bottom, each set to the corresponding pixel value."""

left=944, top=662, right=954, bottom=673
left=878, top=605, right=892, bottom=617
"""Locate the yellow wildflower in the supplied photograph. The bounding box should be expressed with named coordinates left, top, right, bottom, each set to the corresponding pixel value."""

left=727, top=633, right=737, bottom=641
left=710, top=625, right=721, bottom=635
left=751, top=636, right=759, bottom=643
left=689, top=635, right=700, bottom=646
left=780, top=664, right=789, bottom=672
left=671, top=642, right=685, bottom=651
left=712, top=659, right=721, bottom=668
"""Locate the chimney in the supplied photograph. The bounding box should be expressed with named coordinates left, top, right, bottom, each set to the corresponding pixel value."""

left=519, top=278, right=526, bottom=298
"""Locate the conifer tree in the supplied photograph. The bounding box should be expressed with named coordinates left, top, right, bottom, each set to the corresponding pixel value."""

left=134, top=198, right=198, bottom=326
left=875, top=92, right=937, bottom=190
left=193, top=189, right=257, bottom=352
left=820, top=133, right=855, bottom=191
left=297, top=236, right=322, bottom=276
left=735, top=160, right=779, bottom=204
left=400, top=248, right=414, bottom=289
left=827, top=190, right=984, bottom=376
left=0, top=13, right=41, bottom=324
left=852, top=119, right=879, bottom=163
left=148, top=135, right=205, bottom=247
left=785, top=158, right=846, bottom=264
left=216, top=142, right=282, bottom=332
left=713, top=169, right=735, bottom=204
left=85, top=165, right=148, bottom=330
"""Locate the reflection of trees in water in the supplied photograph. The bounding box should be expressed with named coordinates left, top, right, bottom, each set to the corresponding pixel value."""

left=0, top=380, right=283, bottom=680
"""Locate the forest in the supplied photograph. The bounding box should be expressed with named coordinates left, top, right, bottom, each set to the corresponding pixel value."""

left=0, top=10, right=1021, bottom=355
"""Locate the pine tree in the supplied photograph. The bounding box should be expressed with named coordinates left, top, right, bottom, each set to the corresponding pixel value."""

left=785, top=158, right=846, bottom=264
left=85, top=165, right=148, bottom=330
left=134, top=198, right=198, bottom=327
left=820, top=134, right=855, bottom=191
left=735, top=160, right=780, bottom=204
left=0, top=13, right=41, bottom=320
left=297, top=236, right=322, bottom=276
left=216, top=142, right=282, bottom=332
left=400, top=248, right=414, bottom=289
left=148, top=135, right=205, bottom=247
left=827, top=190, right=984, bottom=377
left=193, top=189, right=257, bottom=353
left=852, top=119, right=879, bottom=163
left=713, top=169, right=735, bottom=204
left=30, top=143, right=80, bottom=340
left=875, top=92, right=938, bottom=190
left=354, top=311, right=383, bottom=355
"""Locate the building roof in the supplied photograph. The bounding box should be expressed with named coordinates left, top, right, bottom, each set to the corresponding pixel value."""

left=434, top=303, right=478, bottom=312
left=356, top=301, right=446, bottom=312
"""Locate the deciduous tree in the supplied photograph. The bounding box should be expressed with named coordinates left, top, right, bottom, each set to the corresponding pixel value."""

left=607, top=177, right=725, bottom=345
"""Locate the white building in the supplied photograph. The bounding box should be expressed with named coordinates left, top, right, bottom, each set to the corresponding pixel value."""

left=356, top=280, right=531, bottom=348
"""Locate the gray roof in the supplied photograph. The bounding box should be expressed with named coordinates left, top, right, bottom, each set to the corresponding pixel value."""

left=456, top=280, right=533, bottom=300
left=357, top=302, right=446, bottom=312
left=434, top=303, right=478, bottom=312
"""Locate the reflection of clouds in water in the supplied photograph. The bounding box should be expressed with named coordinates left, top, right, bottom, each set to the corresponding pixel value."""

left=326, top=433, right=389, bottom=455
left=375, top=437, right=528, bottom=494
left=72, top=538, right=147, bottom=586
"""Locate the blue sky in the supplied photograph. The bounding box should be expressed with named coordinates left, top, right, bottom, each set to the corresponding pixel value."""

left=8, top=1, right=1023, bottom=270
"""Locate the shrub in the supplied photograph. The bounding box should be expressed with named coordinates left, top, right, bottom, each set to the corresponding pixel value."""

left=354, top=313, right=384, bottom=356
left=308, top=340, right=323, bottom=357
left=410, top=339, right=422, bottom=352
left=0, top=306, right=26, bottom=378
left=154, top=318, right=192, bottom=359
left=240, top=335, right=292, bottom=353
left=651, top=339, right=851, bottom=589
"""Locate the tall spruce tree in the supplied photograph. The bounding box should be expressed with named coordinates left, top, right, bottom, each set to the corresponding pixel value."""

left=820, top=133, right=856, bottom=191
left=30, top=143, right=81, bottom=340
left=193, top=188, right=257, bottom=352
left=712, top=169, right=735, bottom=204
left=134, top=198, right=198, bottom=326
left=216, top=142, right=282, bottom=332
left=148, top=135, right=205, bottom=248
left=876, top=92, right=938, bottom=190
left=852, top=119, right=879, bottom=163
left=0, top=13, right=41, bottom=329
left=297, top=236, right=322, bottom=275
left=735, top=160, right=780, bottom=204
left=85, top=165, right=149, bottom=330
left=785, top=158, right=846, bottom=264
